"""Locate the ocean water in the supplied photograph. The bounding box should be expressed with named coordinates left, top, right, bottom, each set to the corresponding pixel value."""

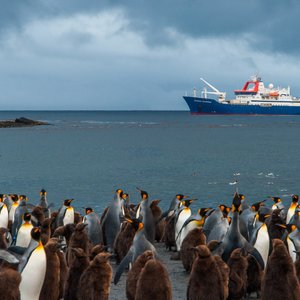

left=0, top=111, right=299, bottom=214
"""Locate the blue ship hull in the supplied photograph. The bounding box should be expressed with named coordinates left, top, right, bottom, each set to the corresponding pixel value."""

left=183, top=96, right=300, bottom=115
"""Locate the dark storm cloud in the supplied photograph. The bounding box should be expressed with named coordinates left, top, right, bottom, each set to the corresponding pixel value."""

left=1, top=0, right=300, bottom=54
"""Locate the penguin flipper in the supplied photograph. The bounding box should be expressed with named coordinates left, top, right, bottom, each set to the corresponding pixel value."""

left=7, top=245, right=27, bottom=256
left=114, top=248, right=133, bottom=285
left=243, top=243, right=265, bottom=270
left=0, top=249, right=19, bottom=264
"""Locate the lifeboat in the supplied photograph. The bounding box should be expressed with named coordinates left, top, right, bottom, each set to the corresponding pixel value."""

left=269, top=91, right=279, bottom=97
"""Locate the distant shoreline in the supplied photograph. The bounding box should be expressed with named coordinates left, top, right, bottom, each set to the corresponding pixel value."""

left=0, top=117, right=49, bottom=128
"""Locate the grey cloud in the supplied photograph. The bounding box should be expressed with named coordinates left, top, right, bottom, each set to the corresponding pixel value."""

left=1, top=1, right=300, bottom=54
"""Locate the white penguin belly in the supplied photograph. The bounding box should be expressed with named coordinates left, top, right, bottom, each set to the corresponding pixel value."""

left=254, top=224, right=269, bottom=268
left=175, top=209, right=191, bottom=251
left=286, top=207, right=296, bottom=224
left=16, top=224, right=33, bottom=248
left=63, top=207, right=74, bottom=225
left=20, top=245, right=46, bottom=300
left=9, top=204, right=18, bottom=222
left=179, top=221, right=198, bottom=249
left=287, top=238, right=297, bottom=263
left=0, top=205, right=8, bottom=228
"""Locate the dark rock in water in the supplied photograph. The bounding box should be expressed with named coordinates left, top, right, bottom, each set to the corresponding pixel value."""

left=0, top=117, right=49, bottom=128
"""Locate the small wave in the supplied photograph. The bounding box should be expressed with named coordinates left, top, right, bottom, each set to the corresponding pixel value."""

left=80, top=121, right=158, bottom=125
left=233, top=172, right=241, bottom=176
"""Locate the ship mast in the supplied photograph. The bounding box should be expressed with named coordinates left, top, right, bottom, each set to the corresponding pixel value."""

left=200, top=78, right=226, bottom=101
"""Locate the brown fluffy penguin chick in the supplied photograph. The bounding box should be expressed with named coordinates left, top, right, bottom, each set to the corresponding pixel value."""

left=67, top=223, right=90, bottom=266
left=0, top=265, right=21, bottom=300
left=53, top=223, right=76, bottom=246
left=163, top=213, right=176, bottom=251
left=64, top=248, right=89, bottom=300
left=74, top=211, right=82, bottom=224
left=295, top=252, right=300, bottom=283
left=150, top=199, right=165, bottom=242
left=262, top=239, right=300, bottom=300
left=126, top=250, right=155, bottom=300
left=180, top=227, right=206, bottom=272
left=187, top=245, right=224, bottom=300
left=135, top=258, right=172, bottom=300
left=246, top=254, right=262, bottom=298
left=39, top=238, right=60, bottom=300
left=0, top=228, right=8, bottom=249
left=90, top=244, right=106, bottom=260
left=113, top=220, right=136, bottom=264
left=77, top=252, right=113, bottom=300
left=57, top=249, right=69, bottom=300
left=31, top=205, right=45, bottom=225
left=41, top=218, right=52, bottom=245
left=213, top=255, right=230, bottom=300
left=227, top=248, right=248, bottom=300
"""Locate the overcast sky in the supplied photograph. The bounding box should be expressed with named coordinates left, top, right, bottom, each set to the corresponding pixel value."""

left=1, top=0, right=300, bottom=110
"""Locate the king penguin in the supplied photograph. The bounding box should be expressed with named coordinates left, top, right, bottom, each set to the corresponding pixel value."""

left=174, top=199, right=194, bottom=251
left=114, top=219, right=156, bottom=284
left=250, top=214, right=271, bottom=269
left=8, top=194, right=19, bottom=224
left=136, top=188, right=155, bottom=244
left=11, top=195, right=28, bottom=240
left=0, top=195, right=8, bottom=229
left=55, top=199, right=75, bottom=227
left=286, top=194, right=299, bottom=224
left=101, top=189, right=123, bottom=252
left=83, top=207, right=103, bottom=246
left=18, top=227, right=47, bottom=300
left=38, top=189, right=51, bottom=218
left=213, top=192, right=264, bottom=270
left=15, top=212, right=33, bottom=248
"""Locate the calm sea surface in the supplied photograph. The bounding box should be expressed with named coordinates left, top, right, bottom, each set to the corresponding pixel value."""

left=0, top=111, right=299, bottom=214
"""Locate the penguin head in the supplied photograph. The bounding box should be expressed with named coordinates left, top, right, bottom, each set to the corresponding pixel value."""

left=40, top=189, right=47, bottom=196
left=93, top=252, right=112, bottom=264
left=23, top=212, right=31, bottom=222
left=137, top=188, right=148, bottom=200
left=64, top=199, right=73, bottom=206
left=239, top=194, right=245, bottom=200
left=251, top=200, right=265, bottom=212
left=115, top=189, right=123, bottom=197
left=85, top=207, right=93, bottom=215
left=272, top=197, right=281, bottom=204
left=232, top=192, right=242, bottom=213
left=126, top=218, right=143, bottom=231
left=140, top=250, right=155, bottom=262
left=198, top=208, right=210, bottom=217
left=19, top=195, right=27, bottom=201
left=176, top=194, right=188, bottom=201
left=0, top=194, right=4, bottom=202
left=219, top=204, right=231, bottom=217
left=121, top=193, right=128, bottom=200
left=75, top=222, right=88, bottom=232
left=181, top=199, right=195, bottom=208
left=292, top=194, right=299, bottom=203
left=31, top=227, right=42, bottom=241
left=192, top=245, right=211, bottom=258
left=10, top=194, right=19, bottom=202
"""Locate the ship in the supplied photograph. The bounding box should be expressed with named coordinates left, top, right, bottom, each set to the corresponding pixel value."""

left=183, top=76, right=300, bottom=115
